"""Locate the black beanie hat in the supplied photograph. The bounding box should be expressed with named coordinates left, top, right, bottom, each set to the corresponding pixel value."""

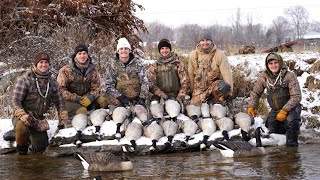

left=74, top=44, right=88, bottom=55
left=34, top=52, right=50, bottom=66
left=158, top=39, right=172, bottom=53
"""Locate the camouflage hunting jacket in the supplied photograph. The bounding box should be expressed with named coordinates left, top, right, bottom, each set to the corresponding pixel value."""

left=12, top=67, right=66, bottom=120
left=148, top=53, right=190, bottom=98
left=188, top=44, right=233, bottom=96
left=102, top=53, right=149, bottom=100
left=57, top=57, right=100, bottom=102
left=249, top=64, right=301, bottom=112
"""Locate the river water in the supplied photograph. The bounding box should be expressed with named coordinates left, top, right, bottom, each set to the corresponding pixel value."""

left=0, top=144, right=319, bottom=179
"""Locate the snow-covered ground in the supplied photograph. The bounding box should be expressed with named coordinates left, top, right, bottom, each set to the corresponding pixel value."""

left=0, top=51, right=319, bottom=149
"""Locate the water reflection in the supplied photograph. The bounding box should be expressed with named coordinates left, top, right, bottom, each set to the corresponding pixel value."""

left=0, top=144, right=320, bottom=179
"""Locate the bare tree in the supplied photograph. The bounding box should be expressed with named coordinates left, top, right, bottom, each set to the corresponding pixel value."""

left=231, top=8, right=244, bottom=45
left=139, top=21, right=174, bottom=44
left=271, top=16, right=291, bottom=44
left=284, top=5, right=309, bottom=39
left=309, top=21, right=320, bottom=32
left=176, top=24, right=202, bottom=50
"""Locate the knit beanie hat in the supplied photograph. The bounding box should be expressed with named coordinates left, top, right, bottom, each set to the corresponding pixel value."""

left=74, top=44, right=88, bottom=55
left=117, top=38, right=131, bottom=51
left=34, top=52, right=50, bottom=66
left=158, top=38, right=172, bottom=53
left=198, top=32, right=213, bottom=42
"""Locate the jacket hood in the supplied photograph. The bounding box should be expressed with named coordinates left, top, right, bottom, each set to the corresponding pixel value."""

left=265, top=52, right=287, bottom=77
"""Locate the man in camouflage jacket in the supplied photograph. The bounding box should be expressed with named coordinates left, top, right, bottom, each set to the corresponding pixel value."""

left=57, top=44, right=108, bottom=118
left=12, top=52, right=68, bottom=155
left=247, top=52, right=302, bottom=147
left=148, top=38, right=190, bottom=103
left=102, top=37, right=149, bottom=107
left=188, top=32, right=233, bottom=105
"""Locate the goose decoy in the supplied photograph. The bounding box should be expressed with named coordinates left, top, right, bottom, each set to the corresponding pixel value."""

left=89, top=109, right=109, bottom=133
left=198, top=117, right=216, bottom=149
left=124, top=117, right=143, bottom=152
left=234, top=112, right=253, bottom=141
left=178, top=119, right=199, bottom=143
left=131, top=104, right=149, bottom=124
left=112, top=106, right=131, bottom=139
left=71, top=113, right=88, bottom=147
left=75, top=151, right=133, bottom=172
left=185, top=104, right=201, bottom=122
left=144, top=119, right=164, bottom=151
left=215, top=117, right=234, bottom=141
left=213, top=127, right=266, bottom=158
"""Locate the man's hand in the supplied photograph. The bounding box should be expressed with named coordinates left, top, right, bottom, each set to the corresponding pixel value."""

left=20, top=114, right=31, bottom=126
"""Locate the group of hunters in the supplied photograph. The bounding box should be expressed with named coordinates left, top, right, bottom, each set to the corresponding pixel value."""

left=11, top=32, right=302, bottom=155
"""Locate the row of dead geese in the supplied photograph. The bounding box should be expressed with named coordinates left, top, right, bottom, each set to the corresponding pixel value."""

left=68, top=98, right=266, bottom=170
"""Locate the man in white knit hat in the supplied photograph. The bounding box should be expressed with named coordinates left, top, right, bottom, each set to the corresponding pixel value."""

left=102, top=37, right=149, bottom=107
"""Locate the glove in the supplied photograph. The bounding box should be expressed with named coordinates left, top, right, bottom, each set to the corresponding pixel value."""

left=33, top=120, right=50, bottom=132
left=118, top=94, right=130, bottom=106
left=20, top=114, right=31, bottom=126
left=159, top=92, right=168, bottom=101
left=276, top=109, right=288, bottom=122
left=247, top=107, right=256, bottom=117
left=80, top=96, right=93, bottom=107
left=59, top=110, right=69, bottom=127
left=137, top=98, right=146, bottom=106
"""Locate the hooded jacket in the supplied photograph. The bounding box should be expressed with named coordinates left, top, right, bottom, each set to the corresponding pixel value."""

left=249, top=53, right=301, bottom=112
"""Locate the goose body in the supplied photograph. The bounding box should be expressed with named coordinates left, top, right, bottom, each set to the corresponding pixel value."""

left=201, top=102, right=210, bottom=118
left=161, top=119, right=179, bottom=144
left=215, top=117, right=234, bottom=140
left=71, top=113, right=88, bottom=146
left=186, top=104, right=201, bottom=121
left=180, top=119, right=199, bottom=142
left=210, top=104, right=227, bottom=119
left=112, top=107, right=131, bottom=139
left=131, top=104, right=149, bottom=123
left=235, top=112, right=252, bottom=141
left=150, top=100, right=164, bottom=120
left=89, top=109, right=109, bottom=133
left=144, top=120, right=164, bottom=150
left=213, top=127, right=266, bottom=157
left=125, top=117, right=143, bottom=151
left=198, top=117, right=216, bottom=149
left=165, top=99, right=181, bottom=118
left=76, top=152, right=133, bottom=172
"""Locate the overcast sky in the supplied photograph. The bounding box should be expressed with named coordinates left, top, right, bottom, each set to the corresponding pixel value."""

left=134, top=0, right=320, bottom=27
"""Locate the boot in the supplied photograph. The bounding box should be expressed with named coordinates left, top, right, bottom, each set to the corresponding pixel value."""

left=286, top=120, right=299, bottom=147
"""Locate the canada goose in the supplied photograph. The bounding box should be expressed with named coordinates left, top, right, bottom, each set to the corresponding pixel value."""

left=144, top=119, right=164, bottom=151
left=186, top=104, right=201, bottom=122
left=215, top=117, right=234, bottom=141
left=210, top=104, right=228, bottom=119
left=150, top=100, right=165, bottom=121
left=131, top=104, right=149, bottom=124
left=112, top=106, right=131, bottom=139
left=198, top=117, right=216, bottom=149
left=71, top=113, right=88, bottom=147
left=124, top=117, right=143, bottom=151
left=161, top=118, right=179, bottom=145
left=201, top=102, right=210, bottom=118
left=179, top=119, right=199, bottom=143
left=213, top=127, right=266, bottom=158
left=75, top=151, right=133, bottom=172
left=234, top=112, right=253, bottom=141
left=164, top=99, right=181, bottom=121
left=89, top=109, right=109, bottom=133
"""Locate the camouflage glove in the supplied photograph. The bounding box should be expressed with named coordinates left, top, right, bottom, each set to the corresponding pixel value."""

left=247, top=107, right=256, bottom=117
left=159, top=92, right=168, bottom=101
left=59, top=110, right=69, bottom=127
left=276, top=109, right=288, bottom=122
left=118, top=94, right=130, bottom=106
left=80, top=95, right=94, bottom=107
left=20, top=114, right=31, bottom=126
